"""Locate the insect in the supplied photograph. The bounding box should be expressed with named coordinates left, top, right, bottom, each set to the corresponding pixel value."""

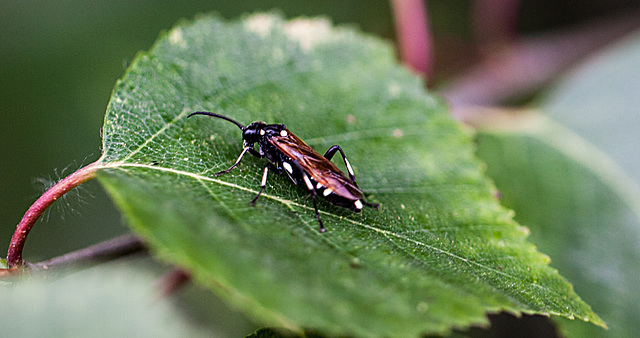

left=188, top=111, right=379, bottom=232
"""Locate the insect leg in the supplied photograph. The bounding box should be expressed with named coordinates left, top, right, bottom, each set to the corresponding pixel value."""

left=311, top=192, right=326, bottom=233
left=247, top=147, right=263, bottom=158
left=325, top=145, right=379, bottom=210
left=323, top=145, right=357, bottom=185
left=215, top=147, right=252, bottom=176
left=363, top=200, right=380, bottom=209
left=250, top=165, right=271, bottom=206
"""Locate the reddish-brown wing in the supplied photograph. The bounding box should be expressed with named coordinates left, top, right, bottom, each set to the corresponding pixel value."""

left=269, top=130, right=363, bottom=200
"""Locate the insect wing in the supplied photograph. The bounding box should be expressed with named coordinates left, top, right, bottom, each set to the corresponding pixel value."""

left=270, top=131, right=363, bottom=201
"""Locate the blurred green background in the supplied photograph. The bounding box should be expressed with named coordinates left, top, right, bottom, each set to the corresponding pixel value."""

left=2, top=1, right=639, bottom=336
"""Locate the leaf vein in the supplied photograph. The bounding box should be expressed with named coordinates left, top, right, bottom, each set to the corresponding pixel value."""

left=103, top=161, right=559, bottom=299
left=120, top=109, right=192, bottom=162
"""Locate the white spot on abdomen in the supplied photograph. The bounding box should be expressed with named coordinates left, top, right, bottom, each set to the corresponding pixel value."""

left=354, top=200, right=364, bottom=209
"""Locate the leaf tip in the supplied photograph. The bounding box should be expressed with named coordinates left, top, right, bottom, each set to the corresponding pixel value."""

left=585, top=314, right=608, bottom=330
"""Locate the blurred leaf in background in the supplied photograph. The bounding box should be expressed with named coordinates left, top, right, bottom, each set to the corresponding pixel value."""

left=0, top=258, right=258, bottom=337
left=475, top=31, right=640, bottom=338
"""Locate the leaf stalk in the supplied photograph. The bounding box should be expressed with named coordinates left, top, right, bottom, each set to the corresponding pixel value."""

left=6, top=161, right=101, bottom=268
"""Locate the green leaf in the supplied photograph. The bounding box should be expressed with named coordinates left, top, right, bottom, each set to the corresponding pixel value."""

left=475, top=32, right=640, bottom=338
left=94, top=13, right=601, bottom=336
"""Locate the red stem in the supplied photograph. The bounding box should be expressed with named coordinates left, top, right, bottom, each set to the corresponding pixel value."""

left=390, top=0, right=433, bottom=81
left=7, top=161, right=101, bottom=268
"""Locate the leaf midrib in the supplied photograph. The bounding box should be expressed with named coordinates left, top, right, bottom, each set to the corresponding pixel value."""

left=98, top=161, right=561, bottom=304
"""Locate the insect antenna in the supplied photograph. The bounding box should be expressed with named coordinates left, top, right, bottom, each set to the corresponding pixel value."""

left=187, top=111, right=245, bottom=130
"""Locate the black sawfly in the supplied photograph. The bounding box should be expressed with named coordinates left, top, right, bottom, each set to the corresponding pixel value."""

left=188, top=111, right=379, bottom=232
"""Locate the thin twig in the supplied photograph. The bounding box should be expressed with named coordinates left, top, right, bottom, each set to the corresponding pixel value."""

left=28, top=234, right=146, bottom=272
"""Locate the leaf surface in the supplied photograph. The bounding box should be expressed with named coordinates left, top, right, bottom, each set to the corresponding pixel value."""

left=95, top=14, right=602, bottom=336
